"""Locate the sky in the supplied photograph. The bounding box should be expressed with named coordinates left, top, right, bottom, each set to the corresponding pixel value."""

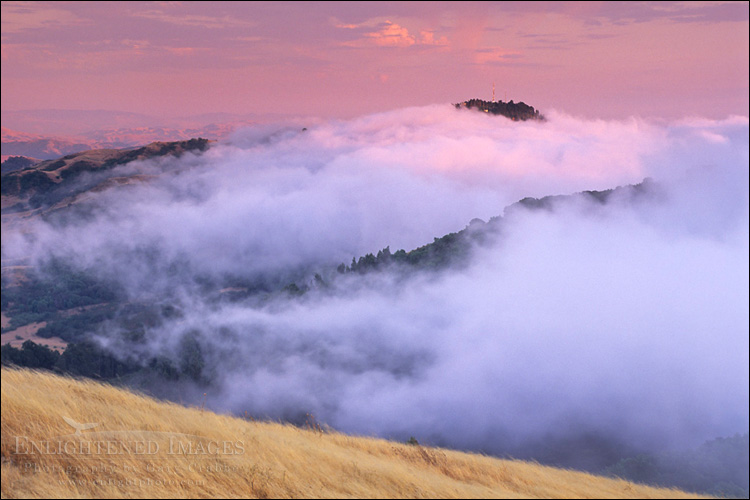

left=1, top=1, right=749, bottom=127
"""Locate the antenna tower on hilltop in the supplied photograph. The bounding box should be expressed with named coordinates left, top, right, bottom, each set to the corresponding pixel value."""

left=492, top=82, right=496, bottom=103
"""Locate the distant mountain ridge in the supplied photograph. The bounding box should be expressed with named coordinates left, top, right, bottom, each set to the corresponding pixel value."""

left=81, top=123, right=241, bottom=148
left=331, top=178, right=656, bottom=279
left=1, top=122, right=246, bottom=160
left=1, top=127, right=94, bottom=160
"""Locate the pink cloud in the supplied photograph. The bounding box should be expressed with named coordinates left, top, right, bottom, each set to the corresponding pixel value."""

left=419, top=31, right=449, bottom=46
left=473, top=47, right=523, bottom=65
left=164, top=47, right=197, bottom=56
left=342, top=20, right=450, bottom=49
left=132, top=9, right=256, bottom=29
left=0, top=3, right=90, bottom=33
left=367, top=21, right=416, bottom=47
left=334, top=22, right=360, bottom=30
left=120, top=39, right=150, bottom=51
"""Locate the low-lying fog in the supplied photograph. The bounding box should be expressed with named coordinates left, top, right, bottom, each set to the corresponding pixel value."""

left=3, top=105, right=748, bottom=466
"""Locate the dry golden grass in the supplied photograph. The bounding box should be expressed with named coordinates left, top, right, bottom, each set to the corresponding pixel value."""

left=1, top=367, right=708, bottom=499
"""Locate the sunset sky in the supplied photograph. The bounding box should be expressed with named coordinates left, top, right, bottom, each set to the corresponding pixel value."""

left=1, top=1, right=748, bottom=127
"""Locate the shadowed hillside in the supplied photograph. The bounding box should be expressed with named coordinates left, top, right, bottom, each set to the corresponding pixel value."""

left=0, top=368, right=706, bottom=499
left=0, top=138, right=212, bottom=221
left=1, top=138, right=211, bottom=198
left=1, top=156, right=42, bottom=174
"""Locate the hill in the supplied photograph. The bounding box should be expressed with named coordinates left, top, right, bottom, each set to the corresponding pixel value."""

left=0, top=138, right=212, bottom=219
left=455, top=99, right=545, bottom=121
left=0, top=367, right=704, bottom=499
left=1, top=127, right=93, bottom=160
left=0, top=155, right=42, bottom=174
left=0, top=180, right=655, bottom=379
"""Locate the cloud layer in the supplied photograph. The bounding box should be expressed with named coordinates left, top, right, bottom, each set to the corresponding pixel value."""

left=3, top=105, right=748, bottom=465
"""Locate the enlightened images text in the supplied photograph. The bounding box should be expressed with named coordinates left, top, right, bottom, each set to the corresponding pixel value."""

left=13, top=436, right=245, bottom=457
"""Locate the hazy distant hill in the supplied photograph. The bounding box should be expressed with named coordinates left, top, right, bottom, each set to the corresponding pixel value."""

left=0, top=108, right=268, bottom=136
left=1, top=109, right=163, bottom=136
left=1, top=127, right=93, bottom=160
left=1, top=123, right=241, bottom=159
left=1, top=109, right=267, bottom=159
left=81, top=123, right=242, bottom=148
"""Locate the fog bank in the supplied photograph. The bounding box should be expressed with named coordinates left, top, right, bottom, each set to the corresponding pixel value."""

left=2, top=105, right=747, bottom=465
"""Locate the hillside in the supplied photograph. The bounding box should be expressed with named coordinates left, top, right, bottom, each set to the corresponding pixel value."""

left=0, top=181, right=655, bottom=379
left=0, top=138, right=212, bottom=220
left=1, top=138, right=212, bottom=197
left=0, top=155, right=42, bottom=174
left=0, top=367, right=705, bottom=499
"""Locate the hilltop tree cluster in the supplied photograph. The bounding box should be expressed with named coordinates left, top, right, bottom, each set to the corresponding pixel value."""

left=456, top=99, right=545, bottom=121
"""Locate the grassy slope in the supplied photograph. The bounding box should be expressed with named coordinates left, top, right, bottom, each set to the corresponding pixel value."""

left=1, top=368, right=707, bottom=499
